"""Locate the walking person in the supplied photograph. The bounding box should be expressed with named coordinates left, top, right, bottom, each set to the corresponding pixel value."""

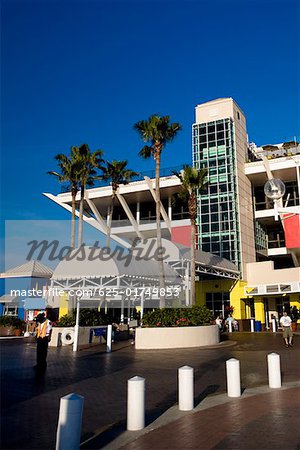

left=279, top=311, right=293, bottom=348
left=35, top=312, right=52, bottom=372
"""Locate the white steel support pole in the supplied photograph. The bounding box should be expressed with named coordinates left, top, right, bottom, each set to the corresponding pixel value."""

left=106, top=325, right=112, bottom=353
left=121, top=297, right=124, bottom=323
left=228, top=320, right=233, bottom=333
left=140, top=291, right=144, bottom=320
left=178, top=366, right=194, bottom=411
left=55, top=393, right=84, bottom=450
left=127, top=376, right=145, bottom=431
left=185, top=263, right=190, bottom=306
left=267, top=353, right=281, bottom=388
left=226, top=358, right=241, bottom=397
left=73, top=296, right=80, bottom=352
left=272, top=318, right=277, bottom=333
left=127, top=298, right=131, bottom=322
left=250, top=318, right=255, bottom=332
left=296, top=162, right=300, bottom=206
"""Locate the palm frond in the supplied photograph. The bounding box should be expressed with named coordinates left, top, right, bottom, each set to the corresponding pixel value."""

left=139, top=145, right=152, bottom=159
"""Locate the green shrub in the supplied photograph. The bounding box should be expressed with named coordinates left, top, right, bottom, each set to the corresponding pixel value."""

left=0, top=316, right=26, bottom=330
left=56, top=309, right=114, bottom=327
left=142, top=305, right=212, bottom=328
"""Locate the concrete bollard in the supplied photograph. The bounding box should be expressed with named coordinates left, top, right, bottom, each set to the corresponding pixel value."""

left=272, top=318, right=277, bottom=333
left=178, top=365, right=194, bottom=411
left=226, top=358, right=241, bottom=397
left=106, top=325, right=112, bottom=353
left=250, top=318, right=255, bottom=332
left=55, top=393, right=84, bottom=450
left=267, top=353, right=281, bottom=388
left=127, top=376, right=145, bottom=430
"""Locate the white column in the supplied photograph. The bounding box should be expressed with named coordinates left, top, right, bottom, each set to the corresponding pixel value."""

left=73, top=296, right=80, bottom=352
left=226, top=358, right=241, bottom=397
left=56, top=393, right=84, bottom=450
left=178, top=366, right=194, bottom=411
left=228, top=320, right=233, bottom=333
left=267, top=353, right=281, bottom=388
left=168, top=196, right=172, bottom=220
left=272, top=318, right=277, bottom=332
left=106, top=325, right=112, bottom=353
left=136, top=202, right=140, bottom=224
left=127, top=376, right=145, bottom=430
left=250, top=318, right=255, bottom=332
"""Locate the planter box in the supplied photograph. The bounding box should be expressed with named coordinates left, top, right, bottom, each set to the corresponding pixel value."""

left=135, top=325, right=219, bottom=350
left=49, top=326, right=109, bottom=348
left=0, top=326, right=22, bottom=337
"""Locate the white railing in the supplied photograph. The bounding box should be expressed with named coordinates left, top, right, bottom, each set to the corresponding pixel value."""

left=245, top=281, right=300, bottom=296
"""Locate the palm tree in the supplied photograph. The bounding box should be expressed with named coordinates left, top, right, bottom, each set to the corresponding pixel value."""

left=174, top=165, right=208, bottom=305
left=101, top=160, right=139, bottom=247
left=73, top=144, right=104, bottom=247
left=134, top=115, right=182, bottom=308
left=47, top=150, right=81, bottom=248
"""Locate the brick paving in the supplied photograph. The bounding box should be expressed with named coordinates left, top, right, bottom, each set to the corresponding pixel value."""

left=0, top=332, right=299, bottom=450
left=120, top=388, right=300, bottom=450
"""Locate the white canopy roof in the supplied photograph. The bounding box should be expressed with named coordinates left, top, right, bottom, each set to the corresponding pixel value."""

left=52, top=246, right=179, bottom=282
left=0, top=261, right=53, bottom=279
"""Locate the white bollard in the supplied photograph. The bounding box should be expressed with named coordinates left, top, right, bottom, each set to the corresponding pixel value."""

left=178, top=365, right=194, bottom=411
left=250, top=318, right=255, bottom=332
left=228, top=320, right=233, bottom=333
left=127, top=376, right=145, bottom=430
left=55, top=393, right=84, bottom=450
left=272, top=318, right=277, bottom=333
left=106, top=325, right=112, bottom=353
left=267, top=353, right=281, bottom=388
left=226, top=358, right=241, bottom=397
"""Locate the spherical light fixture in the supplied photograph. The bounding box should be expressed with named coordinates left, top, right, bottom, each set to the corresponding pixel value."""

left=264, top=178, right=286, bottom=200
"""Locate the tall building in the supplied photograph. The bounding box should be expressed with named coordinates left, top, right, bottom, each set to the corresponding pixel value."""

left=44, top=98, right=300, bottom=327
left=192, top=98, right=256, bottom=277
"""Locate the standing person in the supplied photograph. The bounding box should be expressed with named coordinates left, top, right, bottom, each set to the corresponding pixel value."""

left=215, top=316, right=223, bottom=331
left=35, top=312, right=52, bottom=371
left=225, top=314, right=234, bottom=332
left=279, top=311, right=293, bottom=348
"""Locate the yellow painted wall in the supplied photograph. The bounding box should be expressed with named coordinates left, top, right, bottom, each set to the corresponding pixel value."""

left=254, top=299, right=265, bottom=324
left=290, top=294, right=300, bottom=309
left=195, top=279, right=234, bottom=306
left=58, top=292, right=69, bottom=318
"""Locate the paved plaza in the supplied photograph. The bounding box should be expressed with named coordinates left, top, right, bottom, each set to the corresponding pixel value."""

left=1, top=332, right=299, bottom=449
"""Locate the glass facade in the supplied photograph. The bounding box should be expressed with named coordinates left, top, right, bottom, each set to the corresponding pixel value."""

left=192, top=118, right=241, bottom=268
left=206, top=291, right=230, bottom=318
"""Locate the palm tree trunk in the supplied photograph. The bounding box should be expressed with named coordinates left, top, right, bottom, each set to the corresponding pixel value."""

left=78, top=184, right=85, bottom=247
left=71, top=188, right=77, bottom=248
left=155, top=147, right=165, bottom=309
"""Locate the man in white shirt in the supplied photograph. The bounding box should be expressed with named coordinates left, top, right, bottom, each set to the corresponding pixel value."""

left=279, top=311, right=293, bottom=348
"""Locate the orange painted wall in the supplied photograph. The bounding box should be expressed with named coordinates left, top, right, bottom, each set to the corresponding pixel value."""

left=171, top=225, right=192, bottom=247
left=283, top=214, right=300, bottom=248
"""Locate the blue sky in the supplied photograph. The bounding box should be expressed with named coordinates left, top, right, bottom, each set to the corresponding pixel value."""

left=1, top=0, right=299, bottom=225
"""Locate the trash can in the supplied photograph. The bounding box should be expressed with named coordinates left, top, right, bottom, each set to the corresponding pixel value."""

left=254, top=320, right=262, bottom=332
